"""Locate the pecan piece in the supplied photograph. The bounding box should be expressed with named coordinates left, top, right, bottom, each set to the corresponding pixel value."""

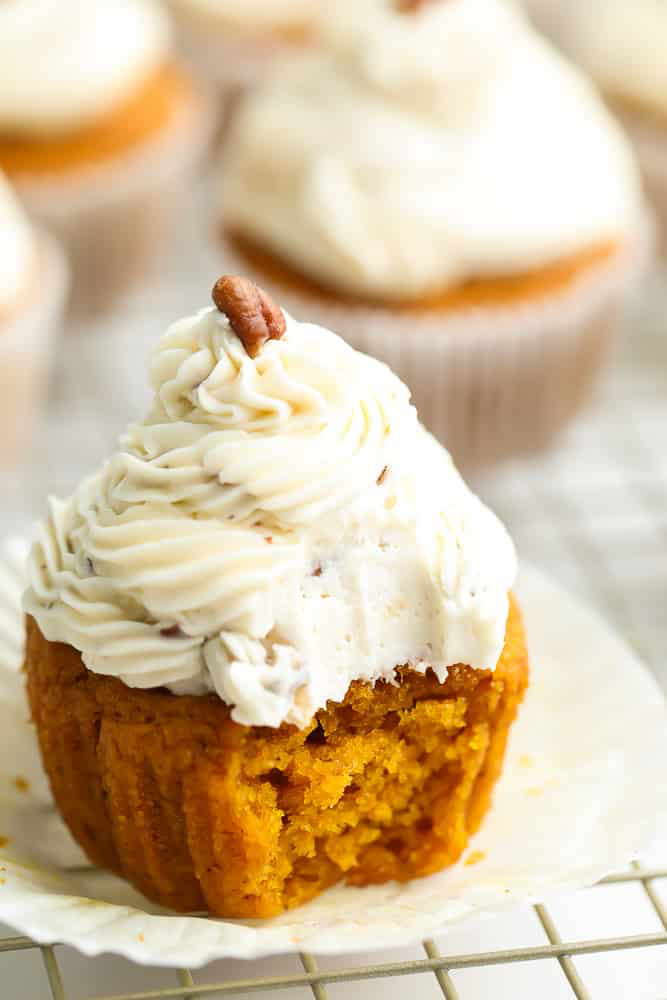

left=212, top=274, right=286, bottom=358
left=396, top=0, right=438, bottom=12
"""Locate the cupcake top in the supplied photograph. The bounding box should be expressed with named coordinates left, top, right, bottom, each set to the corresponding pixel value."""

left=25, top=277, right=516, bottom=728
left=221, top=0, right=642, bottom=303
left=556, top=0, right=667, bottom=119
left=173, top=0, right=315, bottom=34
left=0, top=172, right=35, bottom=313
left=0, top=0, right=170, bottom=136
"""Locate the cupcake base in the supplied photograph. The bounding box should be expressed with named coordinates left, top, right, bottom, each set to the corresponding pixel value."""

left=219, top=225, right=651, bottom=469
left=25, top=599, right=528, bottom=919
left=11, top=81, right=213, bottom=319
left=0, top=232, right=68, bottom=466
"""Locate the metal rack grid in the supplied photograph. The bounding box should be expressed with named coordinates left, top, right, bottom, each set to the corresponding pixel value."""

left=1, top=863, right=667, bottom=1000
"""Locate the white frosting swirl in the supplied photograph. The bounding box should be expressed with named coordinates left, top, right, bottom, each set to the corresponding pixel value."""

left=25, top=301, right=516, bottom=728
left=0, top=172, right=35, bottom=312
left=555, top=0, right=667, bottom=119
left=0, top=0, right=170, bottom=135
left=221, top=0, right=642, bottom=302
left=172, top=0, right=315, bottom=33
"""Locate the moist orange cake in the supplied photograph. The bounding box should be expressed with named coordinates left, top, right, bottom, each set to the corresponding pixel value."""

left=23, top=275, right=526, bottom=917
left=25, top=599, right=527, bottom=918
left=228, top=229, right=622, bottom=313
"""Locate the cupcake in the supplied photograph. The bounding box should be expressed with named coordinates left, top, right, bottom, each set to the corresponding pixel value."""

left=218, top=0, right=648, bottom=468
left=23, top=275, right=528, bottom=918
left=167, top=0, right=316, bottom=104
left=0, top=171, right=68, bottom=465
left=541, top=0, right=667, bottom=251
left=0, top=0, right=212, bottom=316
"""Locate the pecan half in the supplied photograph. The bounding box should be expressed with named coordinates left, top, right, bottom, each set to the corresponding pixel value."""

left=212, top=275, right=286, bottom=358
left=396, top=0, right=438, bottom=12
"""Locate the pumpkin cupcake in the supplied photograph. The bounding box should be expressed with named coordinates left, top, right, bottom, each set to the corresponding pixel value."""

left=538, top=0, right=667, bottom=251
left=0, top=0, right=211, bottom=316
left=0, top=171, right=68, bottom=465
left=218, top=0, right=648, bottom=468
left=23, top=274, right=527, bottom=918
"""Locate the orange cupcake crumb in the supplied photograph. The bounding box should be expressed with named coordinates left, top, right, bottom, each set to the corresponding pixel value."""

left=25, top=597, right=528, bottom=918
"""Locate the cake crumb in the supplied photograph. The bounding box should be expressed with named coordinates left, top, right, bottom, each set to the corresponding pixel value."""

left=13, top=776, right=29, bottom=794
left=0, top=837, right=8, bottom=848
left=525, top=786, right=543, bottom=797
left=137, top=933, right=145, bottom=942
left=464, top=850, right=486, bottom=867
left=518, top=754, right=535, bottom=768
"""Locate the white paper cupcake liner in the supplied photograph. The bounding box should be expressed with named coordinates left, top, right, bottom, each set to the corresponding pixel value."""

left=614, top=109, right=667, bottom=254
left=0, top=232, right=69, bottom=467
left=13, top=90, right=215, bottom=319
left=220, top=220, right=652, bottom=470
left=0, top=537, right=666, bottom=964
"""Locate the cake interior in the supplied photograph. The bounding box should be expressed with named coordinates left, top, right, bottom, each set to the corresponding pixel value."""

left=26, top=598, right=527, bottom=918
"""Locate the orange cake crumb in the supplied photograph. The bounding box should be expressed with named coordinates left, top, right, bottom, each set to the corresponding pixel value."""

left=227, top=229, right=622, bottom=312
left=25, top=598, right=528, bottom=918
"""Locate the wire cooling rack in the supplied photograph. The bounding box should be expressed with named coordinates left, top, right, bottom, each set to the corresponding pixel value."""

left=1, top=861, right=667, bottom=999
left=1, top=207, right=666, bottom=997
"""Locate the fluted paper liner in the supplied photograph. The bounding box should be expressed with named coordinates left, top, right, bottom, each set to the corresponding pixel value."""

left=0, top=539, right=666, bottom=964
left=220, top=221, right=652, bottom=470
left=615, top=109, right=667, bottom=253
left=14, top=94, right=214, bottom=319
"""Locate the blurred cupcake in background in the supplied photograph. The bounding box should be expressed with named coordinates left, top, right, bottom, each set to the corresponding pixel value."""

left=0, top=0, right=212, bottom=317
left=540, top=0, right=667, bottom=253
left=217, top=0, right=649, bottom=469
left=167, top=0, right=316, bottom=107
left=0, top=171, right=68, bottom=465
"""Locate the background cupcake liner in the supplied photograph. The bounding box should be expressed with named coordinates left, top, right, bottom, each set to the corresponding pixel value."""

left=0, top=550, right=666, bottom=963
left=13, top=93, right=214, bottom=320
left=615, top=109, right=667, bottom=254
left=220, top=221, right=652, bottom=470
left=0, top=232, right=68, bottom=467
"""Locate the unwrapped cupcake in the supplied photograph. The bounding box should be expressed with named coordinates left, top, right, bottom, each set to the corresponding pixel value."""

left=218, top=0, right=648, bottom=467
left=0, top=0, right=211, bottom=316
left=0, top=171, right=68, bottom=465
left=539, top=0, right=667, bottom=251
left=167, top=0, right=316, bottom=104
left=23, top=274, right=528, bottom=918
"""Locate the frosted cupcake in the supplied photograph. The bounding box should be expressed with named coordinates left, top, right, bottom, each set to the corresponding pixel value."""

left=0, top=0, right=211, bottom=316
left=167, top=0, right=316, bottom=103
left=0, top=172, right=68, bottom=465
left=543, top=0, right=667, bottom=251
left=24, top=274, right=527, bottom=917
left=218, top=0, right=648, bottom=468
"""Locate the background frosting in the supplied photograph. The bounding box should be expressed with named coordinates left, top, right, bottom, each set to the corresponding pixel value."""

left=173, top=0, right=315, bottom=33
left=556, top=0, right=667, bottom=119
left=0, top=172, right=35, bottom=312
left=25, top=302, right=516, bottom=728
left=0, top=0, right=170, bottom=135
left=221, top=0, right=642, bottom=302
